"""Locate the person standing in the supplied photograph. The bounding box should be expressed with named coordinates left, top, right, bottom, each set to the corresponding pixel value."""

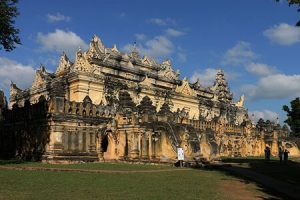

left=278, top=147, right=283, bottom=163
left=264, top=147, right=271, bottom=161
left=284, top=149, right=289, bottom=163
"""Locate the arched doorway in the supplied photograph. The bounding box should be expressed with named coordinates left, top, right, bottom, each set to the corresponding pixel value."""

left=101, top=134, right=109, bottom=152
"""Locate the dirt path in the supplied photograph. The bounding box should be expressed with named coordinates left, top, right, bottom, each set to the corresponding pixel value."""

left=224, top=165, right=300, bottom=200
left=218, top=179, right=277, bottom=200
left=0, top=165, right=191, bottom=174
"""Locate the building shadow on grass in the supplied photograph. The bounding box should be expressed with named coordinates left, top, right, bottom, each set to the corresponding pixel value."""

left=196, top=158, right=300, bottom=200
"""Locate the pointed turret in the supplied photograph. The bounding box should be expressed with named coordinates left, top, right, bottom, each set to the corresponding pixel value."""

left=161, top=59, right=172, bottom=70
left=55, top=52, right=72, bottom=75
left=31, top=64, right=53, bottom=89
left=191, top=78, right=201, bottom=90
left=10, top=81, right=22, bottom=97
left=110, top=44, right=119, bottom=53
left=131, top=42, right=140, bottom=59
left=211, top=69, right=233, bottom=102
left=40, top=64, right=46, bottom=73
left=86, top=35, right=106, bottom=59
left=91, top=35, right=105, bottom=53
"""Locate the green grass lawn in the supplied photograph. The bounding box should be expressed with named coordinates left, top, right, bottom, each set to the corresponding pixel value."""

left=0, top=160, right=174, bottom=171
left=0, top=161, right=274, bottom=200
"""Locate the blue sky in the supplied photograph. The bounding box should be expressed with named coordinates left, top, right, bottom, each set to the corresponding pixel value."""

left=1, top=0, right=300, bottom=123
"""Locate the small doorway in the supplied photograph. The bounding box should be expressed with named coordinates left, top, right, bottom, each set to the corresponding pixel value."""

left=101, top=134, right=109, bottom=152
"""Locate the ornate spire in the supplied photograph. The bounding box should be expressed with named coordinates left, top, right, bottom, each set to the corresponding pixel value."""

left=191, top=78, right=201, bottom=90
left=39, top=64, right=46, bottom=73
left=212, top=69, right=233, bottom=102
left=131, top=42, right=140, bottom=58
left=158, top=59, right=180, bottom=81
left=56, top=52, right=72, bottom=75
left=111, top=44, right=119, bottom=53
left=86, top=35, right=105, bottom=59
left=235, top=95, right=245, bottom=107
left=10, top=81, right=22, bottom=97
left=92, top=35, right=105, bottom=52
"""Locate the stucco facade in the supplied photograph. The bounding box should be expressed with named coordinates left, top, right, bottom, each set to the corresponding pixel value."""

left=1, top=35, right=299, bottom=163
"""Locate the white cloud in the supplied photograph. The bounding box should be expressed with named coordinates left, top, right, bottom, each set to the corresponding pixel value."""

left=165, top=28, right=185, bottom=37
left=124, top=35, right=174, bottom=60
left=246, top=62, right=278, bottom=76
left=135, top=33, right=147, bottom=41
left=263, top=23, right=300, bottom=45
left=177, top=52, right=187, bottom=63
left=190, top=68, right=218, bottom=87
left=149, top=18, right=177, bottom=26
left=241, top=74, right=300, bottom=100
left=47, top=13, right=71, bottom=23
left=222, top=41, right=257, bottom=66
left=37, top=29, right=88, bottom=56
left=249, top=110, right=279, bottom=123
left=0, top=57, right=36, bottom=91
left=190, top=68, right=239, bottom=87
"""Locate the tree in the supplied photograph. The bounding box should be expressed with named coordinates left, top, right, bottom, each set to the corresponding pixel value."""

left=0, top=0, right=21, bottom=51
left=283, top=97, right=300, bottom=137
left=276, top=0, right=300, bottom=26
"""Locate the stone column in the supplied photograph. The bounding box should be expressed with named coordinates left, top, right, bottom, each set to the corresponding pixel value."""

left=148, top=131, right=152, bottom=160
left=74, top=130, right=79, bottom=152
left=130, top=132, right=139, bottom=159
left=117, top=130, right=126, bottom=159
left=89, top=130, right=96, bottom=152
left=70, top=131, right=75, bottom=151
left=67, top=132, right=72, bottom=151
left=139, top=133, right=142, bottom=158
left=50, top=125, right=64, bottom=153
left=86, top=129, right=90, bottom=152
left=78, top=128, right=83, bottom=152
left=271, top=130, right=279, bottom=156
left=141, top=133, right=149, bottom=159
left=260, top=130, right=266, bottom=156
left=97, top=133, right=104, bottom=161
left=63, top=129, right=68, bottom=152
left=82, top=130, right=86, bottom=152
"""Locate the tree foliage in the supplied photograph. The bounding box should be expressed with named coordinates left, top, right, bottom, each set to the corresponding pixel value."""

left=0, top=0, right=21, bottom=51
left=276, top=0, right=300, bottom=26
left=283, top=97, right=300, bottom=137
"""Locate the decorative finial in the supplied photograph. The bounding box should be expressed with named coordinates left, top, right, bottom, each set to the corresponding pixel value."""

left=131, top=41, right=139, bottom=58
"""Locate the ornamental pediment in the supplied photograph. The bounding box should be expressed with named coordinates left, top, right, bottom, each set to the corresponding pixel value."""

left=10, top=81, right=22, bottom=97
left=158, top=59, right=180, bottom=81
left=142, top=56, right=154, bottom=66
left=32, top=70, right=47, bottom=89
left=140, top=75, right=153, bottom=88
left=73, top=49, right=94, bottom=73
left=175, top=78, right=197, bottom=97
